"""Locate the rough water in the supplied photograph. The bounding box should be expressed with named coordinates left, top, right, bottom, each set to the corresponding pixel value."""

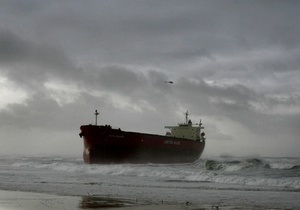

left=0, top=155, right=299, bottom=209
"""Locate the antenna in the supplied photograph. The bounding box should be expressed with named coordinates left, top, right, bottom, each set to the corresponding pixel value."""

left=199, top=119, right=204, bottom=129
left=94, top=110, right=99, bottom=125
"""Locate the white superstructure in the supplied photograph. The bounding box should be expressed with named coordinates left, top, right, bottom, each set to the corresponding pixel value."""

left=165, top=111, right=205, bottom=142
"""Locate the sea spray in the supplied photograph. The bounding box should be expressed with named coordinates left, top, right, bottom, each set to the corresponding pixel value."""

left=7, top=156, right=300, bottom=190
left=2, top=155, right=300, bottom=209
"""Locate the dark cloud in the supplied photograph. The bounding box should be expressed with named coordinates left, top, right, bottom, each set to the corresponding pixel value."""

left=0, top=0, right=299, bottom=157
left=97, top=66, right=147, bottom=94
left=0, top=30, right=84, bottom=90
left=0, top=31, right=30, bottom=63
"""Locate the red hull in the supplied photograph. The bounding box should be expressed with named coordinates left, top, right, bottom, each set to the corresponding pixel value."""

left=80, top=125, right=205, bottom=164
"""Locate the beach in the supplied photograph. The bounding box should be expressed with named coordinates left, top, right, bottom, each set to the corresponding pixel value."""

left=1, top=189, right=299, bottom=210
left=0, top=190, right=77, bottom=210
left=0, top=190, right=279, bottom=210
left=0, top=190, right=227, bottom=210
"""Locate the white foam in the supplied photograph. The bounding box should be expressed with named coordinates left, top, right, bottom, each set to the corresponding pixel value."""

left=9, top=157, right=300, bottom=190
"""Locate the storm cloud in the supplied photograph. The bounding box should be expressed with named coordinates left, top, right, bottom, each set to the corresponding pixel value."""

left=0, top=0, right=300, bottom=157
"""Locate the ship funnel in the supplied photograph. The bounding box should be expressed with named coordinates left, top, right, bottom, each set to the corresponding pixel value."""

left=95, top=110, right=99, bottom=125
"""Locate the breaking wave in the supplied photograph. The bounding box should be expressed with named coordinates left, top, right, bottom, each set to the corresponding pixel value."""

left=203, top=158, right=269, bottom=171
left=8, top=156, right=300, bottom=190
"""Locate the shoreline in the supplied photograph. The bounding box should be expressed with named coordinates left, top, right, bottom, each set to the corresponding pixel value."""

left=0, top=190, right=201, bottom=210
left=0, top=189, right=258, bottom=210
left=2, top=189, right=297, bottom=210
left=0, top=190, right=80, bottom=209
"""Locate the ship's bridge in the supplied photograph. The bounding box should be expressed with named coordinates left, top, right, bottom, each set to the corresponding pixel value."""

left=164, top=111, right=205, bottom=141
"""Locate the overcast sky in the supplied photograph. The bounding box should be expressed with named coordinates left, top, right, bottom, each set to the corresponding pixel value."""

left=0, top=0, right=299, bottom=157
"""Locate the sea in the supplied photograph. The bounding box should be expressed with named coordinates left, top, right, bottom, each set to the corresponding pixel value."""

left=0, top=155, right=299, bottom=209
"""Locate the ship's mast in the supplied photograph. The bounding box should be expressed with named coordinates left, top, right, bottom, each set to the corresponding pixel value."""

left=95, top=110, right=99, bottom=125
left=199, top=119, right=204, bottom=129
left=185, top=111, right=190, bottom=124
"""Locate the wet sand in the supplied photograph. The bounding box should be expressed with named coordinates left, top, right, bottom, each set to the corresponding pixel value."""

left=0, top=190, right=79, bottom=209
left=0, top=190, right=284, bottom=210
left=0, top=190, right=208, bottom=210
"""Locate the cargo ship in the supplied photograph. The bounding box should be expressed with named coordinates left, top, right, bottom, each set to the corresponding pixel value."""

left=79, top=110, right=206, bottom=164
